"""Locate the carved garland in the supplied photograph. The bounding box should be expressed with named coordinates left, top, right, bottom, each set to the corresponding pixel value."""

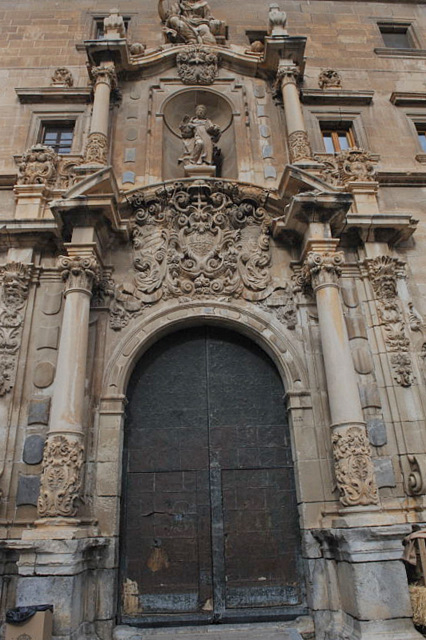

left=38, top=435, right=84, bottom=518
left=315, top=148, right=377, bottom=187
left=365, top=256, right=412, bottom=387
left=0, top=262, right=32, bottom=396
left=17, top=144, right=59, bottom=186
left=176, top=46, right=220, bottom=85
left=110, top=182, right=280, bottom=329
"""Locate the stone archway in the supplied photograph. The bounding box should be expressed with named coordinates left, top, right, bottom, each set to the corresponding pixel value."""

left=119, top=323, right=306, bottom=625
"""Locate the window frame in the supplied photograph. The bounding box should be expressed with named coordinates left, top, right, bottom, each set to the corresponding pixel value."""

left=39, top=121, right=75, bottom=155
left=91, top=14, right=132, bottom=40
left=375, top=19, right=424, bottom=57
left=306, top=108, right=369, bottom=155
left=25, top=106, right=89, bottom=156
left=321, top=127, right=356, bottom=154
left=404, top=111, right=426, bottom=163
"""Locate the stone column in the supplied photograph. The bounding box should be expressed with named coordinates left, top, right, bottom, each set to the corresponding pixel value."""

left=277, top=61, right=313, bottom=164
left=84, top=63, right=117, bottom=166
left=37, top=247, right=100, bottom=521
left=301, top=249, right=379, bottom=507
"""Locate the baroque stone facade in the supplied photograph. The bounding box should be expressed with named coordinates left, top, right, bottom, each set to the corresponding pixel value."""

left=1, top=2, right=426, bottom=640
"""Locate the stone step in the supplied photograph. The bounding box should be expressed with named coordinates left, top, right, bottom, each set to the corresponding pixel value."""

left=114, top=621, right=310, bottom=640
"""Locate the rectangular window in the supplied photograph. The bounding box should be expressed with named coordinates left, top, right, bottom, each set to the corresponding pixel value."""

left=416, top=126, right=426, bottom=152
left=40, top=122, right=75, bottom=154
left=378, top=23, right=414, bottom=49
left=321, top=126, right=356, bottom=153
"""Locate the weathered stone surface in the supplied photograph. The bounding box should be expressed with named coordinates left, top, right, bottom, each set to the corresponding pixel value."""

left=23, top=435, right=45, bottom=465
left=366, top=417, right=387, bottom=447
left=114, top=622, right=305, bottom=640
left=27, top=397, right=51, bottom=426
left=16, top=474, right=40, bottom=506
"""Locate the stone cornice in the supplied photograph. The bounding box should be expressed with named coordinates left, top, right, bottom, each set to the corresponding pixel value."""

left=15, top=87, right=92, bottom=104
left=390, top=92, right=426, bottom=107
left=301, top=89, right=374, bottom=106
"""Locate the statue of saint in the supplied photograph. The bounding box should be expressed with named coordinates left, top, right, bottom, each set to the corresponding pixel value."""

left=158, top=0, right=224, bottom=45
left=178, top=105, right=221, bottom=167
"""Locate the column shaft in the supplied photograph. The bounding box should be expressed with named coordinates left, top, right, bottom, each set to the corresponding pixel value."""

left=84, top=63, right=117, bottom=165
left=277, top=62, right=312, bottom=163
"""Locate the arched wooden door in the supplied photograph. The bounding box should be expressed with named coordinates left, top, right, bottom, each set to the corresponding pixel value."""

left=120, top=326, right=305, bottom=625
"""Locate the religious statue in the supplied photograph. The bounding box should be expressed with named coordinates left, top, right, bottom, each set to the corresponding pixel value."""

left=158, top=0, right=225, bottom=45
left=178, top=104, right=221, bottom=167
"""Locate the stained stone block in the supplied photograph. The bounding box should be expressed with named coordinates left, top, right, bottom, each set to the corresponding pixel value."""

left=257, top=105, right=266, bottom=117
left=124, top=148, right=136, bottom=163
left=126, top=106, right=138, bottom=119
left=366, top=417, right=387, bottom=446
left=352, top=346, right=374, bottom=375
left=36, top=326, right=59, bottom=350
left=33, top=362, right=55, bottom=389
left=358, top=383, right=381, bottom=409
left=16, top=475, right=40, bottom=506
left=28, top=397, right=51, bottom=425
left=264, top=165, right=277, bottom=179
left=373, top=458, right=396, bottom=488
left=122, top=171, right=136, bottom=184
left=260, top=125, right=271, bottom=138
left=346, top=314, right=368, bottom=339
left=23, top=435, right=45, bottom=465
left=254, top=85, right=266, bottom=98
left=126, top=128, right=138, bottom=141
left=262, top=144, right=273, bottom=158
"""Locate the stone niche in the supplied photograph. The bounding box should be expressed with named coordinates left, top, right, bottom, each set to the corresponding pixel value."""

left=162, top=88, right=237, bottom=180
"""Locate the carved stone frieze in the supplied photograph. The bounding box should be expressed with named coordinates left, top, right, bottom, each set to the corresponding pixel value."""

left=110, top=181, right=273, bottom=329
left=84, top=132, right=108, bottom=165
left=318, top=68, right=342, bottom=90
left=257, top=283, right=297, bottom=329
left=51, top=67, right=74, bottom=87
left=288, top=130, right=313, bottom=163
left=58, top=255, right=101, bottom=294
left=17, top=144, right=59, bottom=186
left=332, top=425, right=379, bottom=507
left=315, top=148, right=377, bottom=186
left=299, top=251, right=344, bottom=292
left=176, top=46, right=219, bottom=85
left=0, top=262, right=32, bottom=396
left=365, top=256, right=412, bottom=387
left=38, top=434, right=84, bottom=518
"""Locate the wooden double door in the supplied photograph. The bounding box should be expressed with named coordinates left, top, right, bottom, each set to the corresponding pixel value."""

left=120, top=326, right=305, bottom=625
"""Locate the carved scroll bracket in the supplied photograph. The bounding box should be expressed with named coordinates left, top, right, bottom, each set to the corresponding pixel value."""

left=58, top=254, right=101, bottom=295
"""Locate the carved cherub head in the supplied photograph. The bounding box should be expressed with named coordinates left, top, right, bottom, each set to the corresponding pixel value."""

left=195, top=104, right=208, bottom=118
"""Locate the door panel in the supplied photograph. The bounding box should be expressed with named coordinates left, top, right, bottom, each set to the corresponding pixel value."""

left=120, top=326, right=305, bottom=624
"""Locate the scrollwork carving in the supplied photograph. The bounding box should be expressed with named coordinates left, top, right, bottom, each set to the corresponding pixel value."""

left=288, top=130, right=313, bottom=163
left=318, top=68, right=342, bottom=90
left=299, top=251, right=344, bottom=292
left=58, top=255, right=101, bottom=293
left=365, top=256, right=412, bottom=387
left=110, top=181, right=272, bottom=329
left=84, top=132, right=108, bottom=165
left=38, top=434, right=84, bottom=518
left=51, top=67, right=74, bottom=87
left=315, top=148, right=377, bottom=186
left=17, top=144, right=58, bottom=187
left=332, top=425, right=379, bottom=507
left=0, top=262, right=32, bottom=396
left=176, top=46, right=219, bottom=85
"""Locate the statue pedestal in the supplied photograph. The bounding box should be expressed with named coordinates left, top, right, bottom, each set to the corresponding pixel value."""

left=184, top=164, right=216, bottom=178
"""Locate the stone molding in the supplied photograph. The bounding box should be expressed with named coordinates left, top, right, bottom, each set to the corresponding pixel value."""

left=332, top=424, right=379, bottom=507
left=288, top=130, right=313, bottom=163
left=17, top=144, right=59, bottom=187
left=58, top=255, right=101, bottom=295
left=364, top=255, right=412, bottom=387
left=0, top=262, right=32, bottom=396
left=176, top=45, right=220, bottom=85
left=37, top=434, right=84, bottom=518
left=84, top=132, right=108, bottom=165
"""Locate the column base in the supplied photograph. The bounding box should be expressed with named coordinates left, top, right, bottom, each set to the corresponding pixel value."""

left=314, top=610, right=424, bottom=640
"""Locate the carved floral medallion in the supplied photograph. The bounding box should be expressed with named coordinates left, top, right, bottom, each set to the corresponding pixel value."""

left=176, top=46, right=219, bottom=85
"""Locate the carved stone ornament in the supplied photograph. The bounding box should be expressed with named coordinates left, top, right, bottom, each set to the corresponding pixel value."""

left=0, top=262, right=32, bottom=396
left=110, top=181, right=273, bottom=329
left=257, top=283, right=297, bottom=330
left=365, top=256, right=412, bottom=387
left=51, top=67, right=74, bottom=87
left=318, top=68, right=342, bottom=90
left=89, top=62, right=118, bottom=90
left=315, top=148, right=377, bottom=187
left=158, top=0, right=226, bottom=45
left=38, top=434, right=84, bottom=518
left=407, top=454, right=426, bottom=496
left=84, top=132, right=108, bottom=165
left=299, top=251, right=344, bottom=292
left=103, top=8, right=126, bottom=39
left=268, top=3, right=287, bottom=36
left=332, top=425, right=379, bottom=507
left=176, top=46, right=219, bottom=85
left=58, top=255, right=101, bottom=293
left=288, top=130, right=313, bottom=163
left=17, top=144, right=59, bottom=187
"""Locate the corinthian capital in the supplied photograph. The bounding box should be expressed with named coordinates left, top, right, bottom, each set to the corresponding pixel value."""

left=300, top=251, right=344, bottom=290
left=58, top=254, right=101, bottom=294
left=276, top=63, right=299, bottom=88
left=90, top=62, right=118, bottom=90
